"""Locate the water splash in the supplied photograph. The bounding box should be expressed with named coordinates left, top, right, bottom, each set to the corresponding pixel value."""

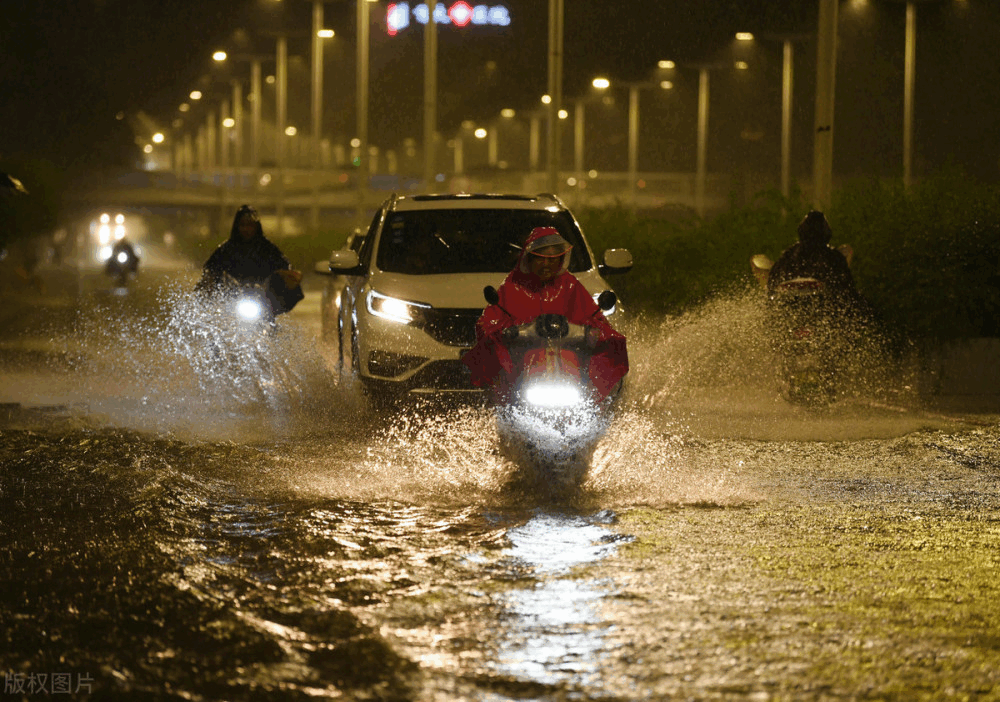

left=41, top=282, right=353, bottom=440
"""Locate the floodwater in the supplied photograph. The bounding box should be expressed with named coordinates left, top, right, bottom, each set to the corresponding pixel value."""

left=2, top=261, right=1000, bottom=701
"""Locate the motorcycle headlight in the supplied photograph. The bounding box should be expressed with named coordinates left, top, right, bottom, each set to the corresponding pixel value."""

left=523, top=381, right=584, bottom=409
left=116, top=251, right=129, bottom=264
left=366, top=290, right=429, bottom=324
left=236, top=297, right=263, bottom=321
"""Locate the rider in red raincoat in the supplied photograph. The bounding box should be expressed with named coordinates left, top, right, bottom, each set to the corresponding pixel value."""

left=463, top=226, right=628, bottom=402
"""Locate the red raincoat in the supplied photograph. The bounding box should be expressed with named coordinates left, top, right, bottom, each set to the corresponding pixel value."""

left=462, top=228, right=628, bottom=401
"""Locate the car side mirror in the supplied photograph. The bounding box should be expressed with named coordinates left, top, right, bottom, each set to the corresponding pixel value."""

left=600, top=248, right=633, bottom=274
left=314, top=259, right=333, bottom=275
left=328, top=249, right=362, bottom=275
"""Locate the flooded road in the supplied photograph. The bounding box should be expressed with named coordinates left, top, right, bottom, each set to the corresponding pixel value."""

left=2, top=264, right=999, bottom=700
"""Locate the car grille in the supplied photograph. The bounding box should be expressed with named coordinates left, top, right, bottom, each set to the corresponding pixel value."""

left=416, top=308, right=482, bottom=347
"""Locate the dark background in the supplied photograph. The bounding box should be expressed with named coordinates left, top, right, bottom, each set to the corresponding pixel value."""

left=2, top=0, right=998, bottom=180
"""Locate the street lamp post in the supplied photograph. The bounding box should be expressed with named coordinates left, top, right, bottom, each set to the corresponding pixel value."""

left=546, top=0, right=564, bottom=193
left=813, top=0, right=838, bottom=210
left=276, top=34, right=287, bottom=236
left=529, top=111, right=541, bottom=172
left=696, top=68, right=709, bottom=217
left=357, top=0, right=374, bottom=224
left=904, top=1, right=916, bottom=190
left=571, top=77, right=610, bottom=181
left=423, top=3, right=438, bottom=191
left=755, top=32, right=812, bottom=200
left=682, top=63, right=723, bottom=217
left=781, top=39, right=794, bottom=199
left=622, top=76, right=672, bottom=214
left=890, top=0, right=947, bottom=190
left=310, top=0, right=324, bottom=230
left=231, top=80, right=243, bottom=172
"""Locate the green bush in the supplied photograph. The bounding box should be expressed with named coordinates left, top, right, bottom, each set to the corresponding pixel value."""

left=577, top=172, right=1000, bottom=340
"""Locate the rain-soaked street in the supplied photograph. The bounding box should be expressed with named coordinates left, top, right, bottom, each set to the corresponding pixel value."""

left=2, top=258, right=1000, bottom=701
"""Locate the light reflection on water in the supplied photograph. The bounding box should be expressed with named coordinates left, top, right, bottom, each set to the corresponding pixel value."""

left=491, top=512, right=628, bottom=689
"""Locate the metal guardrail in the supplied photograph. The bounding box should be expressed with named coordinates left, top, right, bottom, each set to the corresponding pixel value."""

left=69, top=168, right=734, bottom=214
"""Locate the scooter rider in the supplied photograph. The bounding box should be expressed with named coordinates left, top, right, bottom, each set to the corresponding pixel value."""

left=196, top=204, right=304, bottom=315
left=768, top=210, right=858, bottom=301
left=462, top=226, right=628, bottom=401
left=106, top=238, right=139, bottom=286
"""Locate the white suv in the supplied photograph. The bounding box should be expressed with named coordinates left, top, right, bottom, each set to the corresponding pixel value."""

left=315, top=193, right=633, bottom=399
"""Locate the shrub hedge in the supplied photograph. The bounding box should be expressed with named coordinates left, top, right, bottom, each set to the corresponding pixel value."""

left=578, top=170, right=1000, bottom=341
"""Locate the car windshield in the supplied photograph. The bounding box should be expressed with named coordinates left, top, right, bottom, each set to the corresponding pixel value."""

left=375, top=209, right=593, bottom=275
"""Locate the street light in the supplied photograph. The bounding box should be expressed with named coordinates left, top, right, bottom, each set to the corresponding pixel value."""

left=680, top=61, right=726, bottom=216
left=571, top=77, right=611, bottom=180
left=310, top=0, right=335, bottom=230
left=624, top=74, right=674, bottom=213
left=748, top=31, right=814, bottom=199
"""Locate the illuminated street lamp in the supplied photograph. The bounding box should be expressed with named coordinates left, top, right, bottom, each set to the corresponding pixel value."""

left=746, top=30, right=813, bottom=199
left=570, top=77, right=611, bottom=179
left=622, top=73, right=675, bottom=213
left=679, top=61, right=726, bottom=216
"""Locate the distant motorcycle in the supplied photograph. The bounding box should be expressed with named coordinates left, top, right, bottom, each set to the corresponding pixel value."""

left=751, top=248, right=854, bottom=407
left=105, top=241, right=139, bottom=288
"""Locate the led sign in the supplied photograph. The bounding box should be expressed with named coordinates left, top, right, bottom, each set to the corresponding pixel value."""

left=387, top=2, right=511, bottom=35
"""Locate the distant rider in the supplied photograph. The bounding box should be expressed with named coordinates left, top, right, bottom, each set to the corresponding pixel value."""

left=106, top=238, right=139, bottom=286
left=195, top=204, right=304, bottom=315
left=462, top=226, right=628, bottom=401
left=767, top=210, right=858, bottom=301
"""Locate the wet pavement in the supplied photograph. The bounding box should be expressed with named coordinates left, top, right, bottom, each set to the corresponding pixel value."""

left=1, top=260, right=999, bottom=700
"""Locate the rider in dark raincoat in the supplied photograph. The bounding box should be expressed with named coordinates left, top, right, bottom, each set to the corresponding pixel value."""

left=195, top=204, right=304, bottom=315
left=767, top=210, right=858, bottom=301
left=462, top=226, right=628, bottom=402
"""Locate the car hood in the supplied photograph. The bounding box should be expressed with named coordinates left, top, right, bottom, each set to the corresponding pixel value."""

left=367, top=270, right=612, bottom=310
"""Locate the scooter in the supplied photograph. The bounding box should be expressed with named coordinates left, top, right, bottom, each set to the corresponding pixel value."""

left=482, top=286, right=622, bottom=493
left=751, top=249, right=852, bottom=407
left=104, top=242, right=139, bottom=289
left=188, top=273, right=297, bottom=403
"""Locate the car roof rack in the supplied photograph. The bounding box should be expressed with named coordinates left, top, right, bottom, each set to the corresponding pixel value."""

left=409, top=193, right=537, bottom=202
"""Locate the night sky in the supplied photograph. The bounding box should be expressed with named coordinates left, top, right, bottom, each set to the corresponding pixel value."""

left=2, top=0, right=998, bottom=181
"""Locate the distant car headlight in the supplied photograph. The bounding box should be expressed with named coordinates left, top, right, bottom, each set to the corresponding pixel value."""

left=366, top=290, right=430, bottom=324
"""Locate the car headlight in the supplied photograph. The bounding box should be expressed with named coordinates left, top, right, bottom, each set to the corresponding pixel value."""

left=523, top=381, right=584, bottom=409
left=366, top=290, right=430, bottom=324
